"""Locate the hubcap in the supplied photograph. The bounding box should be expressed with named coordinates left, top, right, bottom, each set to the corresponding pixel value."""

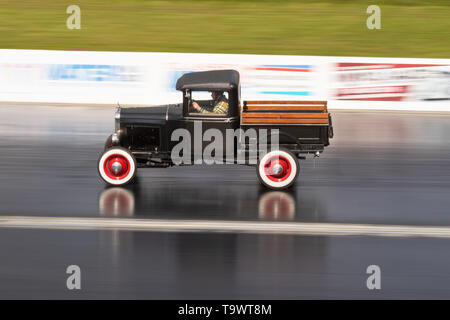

left=103, top=154, right=131, bottom=180
left=111, top=161, right=123, bottom=174
left=264, top=155, right=292, bottom=182
left=272, top=163, right=283, bottom=175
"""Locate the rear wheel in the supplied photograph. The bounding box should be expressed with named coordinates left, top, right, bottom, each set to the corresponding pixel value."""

left=98, top=147, right=137, bottom=186
left=256, top=148, right=299, bottom=190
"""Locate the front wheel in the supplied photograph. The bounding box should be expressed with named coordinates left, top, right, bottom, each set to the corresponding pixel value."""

left=256, top=148, right=299, bottom=190
left=98, top=147, right=137, bottom=186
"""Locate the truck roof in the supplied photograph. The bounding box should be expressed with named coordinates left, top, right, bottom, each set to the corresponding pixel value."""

left=175, top=70, right=240, bottom=91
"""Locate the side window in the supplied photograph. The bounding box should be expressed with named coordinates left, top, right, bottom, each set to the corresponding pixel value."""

left=188, top=91, right=229, bottom=116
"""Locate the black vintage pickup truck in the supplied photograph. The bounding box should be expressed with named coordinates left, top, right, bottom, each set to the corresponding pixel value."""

left=98, top=70, right=333, bottom=190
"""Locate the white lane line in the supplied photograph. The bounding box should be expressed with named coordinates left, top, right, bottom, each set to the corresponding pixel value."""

left=1, top=216, right=450, bottom=238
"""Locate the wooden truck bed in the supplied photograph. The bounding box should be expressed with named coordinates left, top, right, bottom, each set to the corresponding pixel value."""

left=241, top=100, right=330, bottom=125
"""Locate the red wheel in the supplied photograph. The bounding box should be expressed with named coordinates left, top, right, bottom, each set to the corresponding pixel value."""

left=98, top=147, right=137, bottom=186
left=257, top=149, right=299, bottom=190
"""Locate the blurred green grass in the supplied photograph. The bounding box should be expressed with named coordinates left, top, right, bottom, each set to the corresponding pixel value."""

left=0, top=0, right=449, bottom=58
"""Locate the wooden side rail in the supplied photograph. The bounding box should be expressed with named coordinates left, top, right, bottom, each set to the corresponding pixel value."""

left=242, top=112, right=329, bottom=119
left=245, top=100, right=328, bottom=106
left=242, top=100, right=330, bottom=125
left=242, top=118, right=329, bottom=125
left=244, top=100, right=328, bottom=112
left=245, top=105, right=326, bottom=111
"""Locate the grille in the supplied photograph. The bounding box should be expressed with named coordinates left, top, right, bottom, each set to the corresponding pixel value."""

left=128, top=126, right=160, bottom=151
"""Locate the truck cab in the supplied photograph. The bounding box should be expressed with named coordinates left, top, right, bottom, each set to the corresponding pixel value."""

left=170, top=70, right=241, bottom=158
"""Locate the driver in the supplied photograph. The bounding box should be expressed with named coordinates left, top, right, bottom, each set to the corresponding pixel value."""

left=192, top=91, right=228, bottom=115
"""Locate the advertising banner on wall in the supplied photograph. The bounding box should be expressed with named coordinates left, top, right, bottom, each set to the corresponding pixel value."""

left=0, top=49, right=449, bottom=111
left=332, top=62, right=450, bottom=102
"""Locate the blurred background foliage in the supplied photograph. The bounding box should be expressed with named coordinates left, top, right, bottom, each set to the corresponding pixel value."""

left=0, top=0, right=449, bottom=57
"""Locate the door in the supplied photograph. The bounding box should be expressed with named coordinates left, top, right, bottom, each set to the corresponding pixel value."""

left=183, top=90, right=240, bottom=164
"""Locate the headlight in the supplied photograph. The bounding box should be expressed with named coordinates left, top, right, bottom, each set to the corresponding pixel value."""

left=111, top=133, right=120, bottom=144
left=115, top=103, right=121, bottom=120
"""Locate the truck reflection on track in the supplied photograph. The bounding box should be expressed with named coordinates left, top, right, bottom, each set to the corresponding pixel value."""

left=99, top=184, right=297, bottom=221
left=96, top=184, right=330, bottom=299
left=99, top=187, right=136, bottom=217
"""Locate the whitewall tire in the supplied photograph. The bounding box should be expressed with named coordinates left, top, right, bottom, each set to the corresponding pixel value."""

left=98, top=147, right=137, bottom=186
left=257, top=148, right=299, bottom=190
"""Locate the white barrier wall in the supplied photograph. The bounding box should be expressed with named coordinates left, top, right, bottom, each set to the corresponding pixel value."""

left=0, top=49, right=449, bottom=111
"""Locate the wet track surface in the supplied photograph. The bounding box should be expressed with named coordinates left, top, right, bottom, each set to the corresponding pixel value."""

left=1, top=105, right=450, bottom=225
left=1, top=104, right=450, bottom=298
left=2, top=228, right=450, bottom=299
